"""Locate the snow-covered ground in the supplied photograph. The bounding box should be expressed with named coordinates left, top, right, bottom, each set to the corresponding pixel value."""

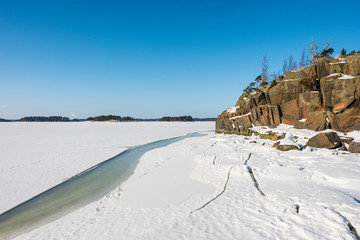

left=1, top=123, right=360, bottom=239
left=0, top=122, right=214, bottom=214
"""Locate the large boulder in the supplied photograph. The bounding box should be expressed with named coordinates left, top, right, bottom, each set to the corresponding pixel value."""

left=280, top=99, right=300, bottom=120
left=281, top=115, right=298, bottom=125
left=249, top=92, right=267, bottom=109
left=275, top=132, right=301, bottom=151
left=277, top=145, right=301, bottom=151
left=315, top=57, right=335, bottom=79
left=299, top=92, right=321, bottom=118
left=320, top=75, right=360, bottom=113
left=349, top=141, right=360, bottom=153
left=343, top=54, right=360, bottom=76
left=268, top=80, right=306, bottom=105
left=306, top=132, right=342, bottom=149
left=301, top=111, right=329, bottom=131
left=330, top=101, right=360, bottom=132
left=285, top=70, right=308, bottom=80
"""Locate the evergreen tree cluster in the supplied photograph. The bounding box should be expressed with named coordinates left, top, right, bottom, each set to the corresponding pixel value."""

left=340, top=48, right=360, bottom=57
left=86, top=115, right=134, bottom=121
left=159, top=116, right=193, bottom=121
left=20, top=116, right=70, bottom=122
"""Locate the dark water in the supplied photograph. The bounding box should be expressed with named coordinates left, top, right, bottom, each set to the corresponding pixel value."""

left=0, top=132, right=205, bottom=239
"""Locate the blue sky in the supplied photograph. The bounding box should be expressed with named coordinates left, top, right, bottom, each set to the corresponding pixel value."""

left=1, top=0, right=360, bottom=119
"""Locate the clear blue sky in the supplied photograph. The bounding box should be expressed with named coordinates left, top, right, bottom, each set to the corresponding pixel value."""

left=1, top=0, right=360, bottom=119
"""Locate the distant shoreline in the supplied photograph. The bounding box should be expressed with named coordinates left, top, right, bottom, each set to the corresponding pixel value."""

left=0, top=116, right=216, bottom=123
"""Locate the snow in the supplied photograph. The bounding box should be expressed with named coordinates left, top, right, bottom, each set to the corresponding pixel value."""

left=327, top=73, right=356, bottom=80
left=329, top=61, right=345, bottom=65
left=278, top=132, right=300, bottom=148
left=229, top=112, right=251, bottom=120
left=2, top=122, right=360, bottom=240
left=226, top=106, right=239, bottom=114
left=339, top=74, right=356, bottom=80
left=280, top=79, right=300, bottom=82
left=0, top=122, right=215, bottom=214
left=298, top=118, right=306, bottom=122
left=328, top=73, right=341, bottom=77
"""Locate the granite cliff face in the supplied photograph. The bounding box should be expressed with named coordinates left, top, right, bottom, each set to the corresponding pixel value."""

left=216, top=54, right=360, bottom=134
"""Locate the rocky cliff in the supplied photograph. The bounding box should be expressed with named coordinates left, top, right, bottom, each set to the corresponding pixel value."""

left=216, top=54, right=360, bottom=134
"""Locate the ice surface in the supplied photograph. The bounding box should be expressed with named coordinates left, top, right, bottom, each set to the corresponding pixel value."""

left=0, top=122, right=214, bottom=214
left=1, top=122, right=360, bottom=240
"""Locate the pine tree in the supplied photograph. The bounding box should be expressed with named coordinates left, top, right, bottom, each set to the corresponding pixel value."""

left=254, top=75, right=262, bottom=90
left=340, top=48, right=347, bottom=57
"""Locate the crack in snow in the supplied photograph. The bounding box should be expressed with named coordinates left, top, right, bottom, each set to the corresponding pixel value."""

left=243, top=153, right=265, bottom=196
left=190, top=166, right=233, bottom=213
left=243, top=153, right=252, bottom=165
left=332, top=209, right=360, bottom=240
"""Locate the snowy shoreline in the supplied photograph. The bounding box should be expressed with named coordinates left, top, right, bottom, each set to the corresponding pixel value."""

left=1, top=122, right=360, bottom=239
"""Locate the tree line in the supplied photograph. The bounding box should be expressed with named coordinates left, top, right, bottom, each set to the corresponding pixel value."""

left=159, top=116, right=193, bottom=121
left=86, top=115, right=134, bottom=121
left=20, top=116, right=71, bottom=122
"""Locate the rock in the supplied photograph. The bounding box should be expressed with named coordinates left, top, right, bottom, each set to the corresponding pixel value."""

left=349, top=141, right=360, bottom=153
left=343, top=54, right=360, bottom=76
left=338, top=145, right=348, bottom=151
left=268, top=80, right=306, bottom=105
left=315, top=57, right=334, bottom=79
left=277, top=144, right=301, bottom=151
left=250, top=140, right=257, bottom=143
left=275, top=132, right=301, bottom=151
left=215, top=55, right=360, bottom=136
left=298, top=92, right=321, bottom=118
left=302, top=65, right=316, bottom=79
left=272, top=141, right=280, bottom=148
left=320, top=75, right=360, bottom=112
left=249, top=92, right=267, bottom=109
left=340, top=136, right=354, bottom=144
left=259, top=131, right=285, bottom=141
left=285, top=70, right=308, bottom=80
left=306, top=132, right=342, bottom=149
left=330, top=101, right=360, bottom=132
left=302, top=111, right=329, bottom=131
left=280, top=99, right=300, bottom=120
left=281, top=115, right=298, bottom=125
left=333, top=103, right=346, bottom=114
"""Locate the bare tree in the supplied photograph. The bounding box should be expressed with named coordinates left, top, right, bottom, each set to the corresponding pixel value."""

left=306, top=39, right=333, bottom=66
left=261, top=55, right=269, bottom=85
left=288, top=55, right=296, bottom=71
left=300, top=49, right=307, bottom=68
left=282, top=60, right=288, bottom=75
left=288, top=56, right=293, bottom=71
left=306, top=39, right=333, bottom=90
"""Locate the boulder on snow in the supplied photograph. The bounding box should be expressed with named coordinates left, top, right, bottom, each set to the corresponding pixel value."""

left=274, top=132, right=301, bottom=151
left=306, top=132, right=342, bottom=149
left=349, top=141, right=360, bottom=153
left=277, top=144, right=301, bottom=151
left=272, top=141, right=280, bottom=148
